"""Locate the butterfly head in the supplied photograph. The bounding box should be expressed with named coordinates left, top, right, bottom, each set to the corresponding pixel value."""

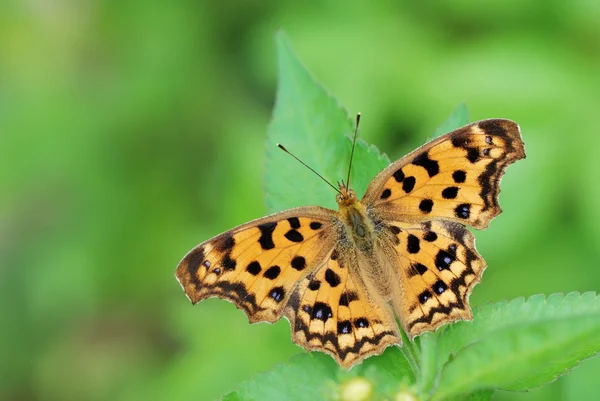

left=336, top=181, right=358, bottom=207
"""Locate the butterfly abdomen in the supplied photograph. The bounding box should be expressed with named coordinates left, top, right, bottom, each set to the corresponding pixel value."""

left=334, top=199, right=397, bottom=301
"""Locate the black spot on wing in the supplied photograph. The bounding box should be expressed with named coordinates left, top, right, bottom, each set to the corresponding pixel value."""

left=284, top=229, right=304, bottom=242
left=407, top=234, right=420, bottom=254
left=412, top=151, right=439, bottom=177
left=337, top=320, right=353, bottom=334
left=423, top=231, right=437, bottom=242
left=222, top=254, right=236, bottom=271
left=466, top=148, right=480, bottom=163
left=291, top=256, right=306, bottom=271
left=246, top=260, right=262, bottom=276
left=310, top=222, right=322, bottom=230
left=287, top=217, right=301, bottom=229
left=433, top=280, right=447, bottom=294
left=393, top=169, right=405, bottom=182
left=435, top=250, right=455, bottom=271
left=453, top=170, right=466, bottom=183
left=408, top=262, right=428, bottom=277
left=455, top=204, right=471, bottom=219
left=419, top=199, right=433, bottom=213
left=402, top=176, right=416, bottom=193
left=269, top=286, right=285, bottom=302
left=339, top=291, right=358, bottom=306
left=215, top=235, right=235, bottom=252
left=448, top=243, right=458, bottom=255
left=442, top=187, right=459, bottom=199
left=258, top=222, right=277, bottom=250
left=325, top=268, right=341, bottom=287
left=312, top=302, right=333, bottom=322
left=418, top=290, right=432, bottom=304
left=264, top=265, right=281, bottom=280
left=308, top=280, right=321, bottom=291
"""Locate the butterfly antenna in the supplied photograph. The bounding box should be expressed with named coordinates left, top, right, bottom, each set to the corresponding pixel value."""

left=346, top=112, right=361, bottom=189
left=277, top=144, right=341, bottom=194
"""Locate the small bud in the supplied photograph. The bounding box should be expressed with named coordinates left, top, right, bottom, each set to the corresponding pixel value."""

left=395, top=390, right=418, bottom=401
left=339, top=377, right=372, bottom=401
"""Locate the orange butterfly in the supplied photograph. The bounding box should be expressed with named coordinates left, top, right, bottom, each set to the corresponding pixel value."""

left=176, top=118, right=525, bottom=368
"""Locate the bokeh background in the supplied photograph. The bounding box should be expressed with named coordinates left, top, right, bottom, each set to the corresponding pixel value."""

left=2, top=1, right=599, bottom=400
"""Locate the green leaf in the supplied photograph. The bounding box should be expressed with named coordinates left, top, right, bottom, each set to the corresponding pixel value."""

left=431, top=292, right=600, bottom=400
left=222, top=353, right=338, bottom=401
left=223, top=347, right=415, bottom=401
left=432, top=103, right=469, bottom=137
left=443, top=389, right=494, bottom=401
left=265, top=32, right=388, bottom=213
left=354, top=346, right=417, bottom=396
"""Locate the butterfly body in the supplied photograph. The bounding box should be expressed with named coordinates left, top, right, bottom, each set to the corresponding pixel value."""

left=336, top=188, right=374, bottom=248
left=176, top=119, right=525, bottom=368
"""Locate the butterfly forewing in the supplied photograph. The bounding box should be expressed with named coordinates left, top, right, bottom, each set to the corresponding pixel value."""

left=363, top=119, right=525, bottom=229
left=284, top=249, right=400, bottom=368
left=176, top=207, right=336, bottom=323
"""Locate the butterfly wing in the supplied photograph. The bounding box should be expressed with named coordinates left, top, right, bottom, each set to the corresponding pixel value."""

left=361, top=119, right=524, bottom=338
left=284, top=249, right=401, bottom=368
left=175, top=207, right=337, bottom=323
left=377, top=220, right=486, bottom=338
left=362, top=119, right=525, bottom=229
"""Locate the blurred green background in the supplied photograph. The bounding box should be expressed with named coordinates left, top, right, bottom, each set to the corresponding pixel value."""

left=1, top=1, right=599, bottom=400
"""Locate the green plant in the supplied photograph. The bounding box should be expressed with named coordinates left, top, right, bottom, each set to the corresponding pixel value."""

left=222, top=33, right=600, bottom=401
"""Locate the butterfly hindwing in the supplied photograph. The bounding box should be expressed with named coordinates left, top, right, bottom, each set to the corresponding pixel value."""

left=176, top=207, right=336, bottom=323
left=380, top=219, right=486, bottom=338
left=363, top=119, right=525, bottom=229
left=284, top=249, right=401, bottom=368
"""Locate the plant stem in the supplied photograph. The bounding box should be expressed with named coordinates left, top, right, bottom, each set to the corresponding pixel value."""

left=400, top=329, right=421, bottom=379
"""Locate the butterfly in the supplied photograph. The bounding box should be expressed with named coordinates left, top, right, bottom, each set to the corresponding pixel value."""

left=175, top=117, right=525, bottom=368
